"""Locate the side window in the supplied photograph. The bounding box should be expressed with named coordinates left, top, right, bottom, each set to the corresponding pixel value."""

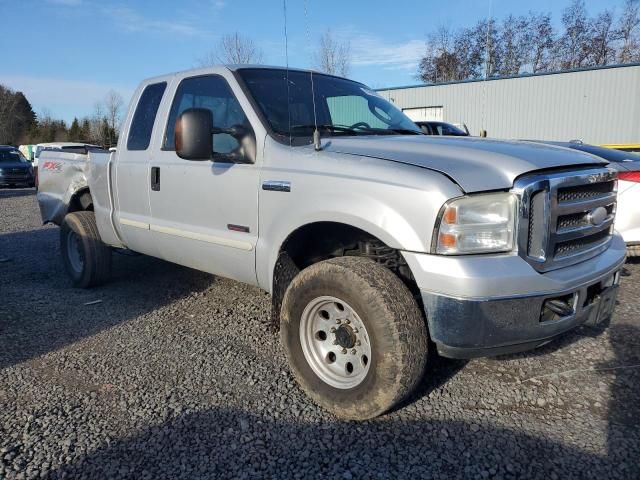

left=326, top=95, right=389, bottom=129
left=164, top=75, right=250, bottom=156
left=440, top=124, right=455, bottom=135
left=127, top=82, right=167, bottom=151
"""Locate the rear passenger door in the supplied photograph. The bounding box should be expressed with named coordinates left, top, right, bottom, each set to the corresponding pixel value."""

left=149, top=74, right=260, bottom=286
left=114, top=81, right=167, bottom=257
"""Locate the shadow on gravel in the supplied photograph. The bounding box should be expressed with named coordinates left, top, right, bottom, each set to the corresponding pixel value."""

left=0, top=227, right=212, bottom=370
left=49, top=405, right=633, bottom=479
left=605, top=323, right=640, bottom=469
left=0, top=188, right=35, bottom=199
left=394, top=348, right=467, bottom=413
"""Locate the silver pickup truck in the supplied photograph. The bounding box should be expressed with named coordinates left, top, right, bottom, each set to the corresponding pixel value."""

left=37, top=65, right=626, bottom=420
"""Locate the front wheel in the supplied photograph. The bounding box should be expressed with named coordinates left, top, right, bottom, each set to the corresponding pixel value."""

left=281, top=256, right=428, bottom=420
left=60, top=211, right=112, bottom=288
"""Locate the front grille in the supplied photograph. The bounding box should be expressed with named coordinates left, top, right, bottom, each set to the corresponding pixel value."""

left=516, top=168, right=617, bottom=272
left=557, top=182, right=613, bottom=202
left=554, top=230, right=611, bottom=258
left=0, top=175, right=30, bottom=182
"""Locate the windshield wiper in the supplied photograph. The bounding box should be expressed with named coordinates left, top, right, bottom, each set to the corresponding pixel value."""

left=388, top=128, right=423, bottom=135
left=290, top=124, right=359, bottom=135
left=290, top=124, right=423, bottom=137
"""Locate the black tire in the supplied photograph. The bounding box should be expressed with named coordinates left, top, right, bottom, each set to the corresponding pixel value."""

left=280, top=256, right=428, bottom=420
left=60, top=211, right=112, bottom=288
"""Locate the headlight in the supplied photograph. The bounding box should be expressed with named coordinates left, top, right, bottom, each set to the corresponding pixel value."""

left=434, top=192, right=517, bottom=254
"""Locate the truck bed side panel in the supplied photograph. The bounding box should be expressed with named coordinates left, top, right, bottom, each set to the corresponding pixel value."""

left=36, top=151, right=89, bottom=225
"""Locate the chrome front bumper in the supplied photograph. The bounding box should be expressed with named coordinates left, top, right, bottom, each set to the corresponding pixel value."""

left=403, top=233, right=627, bottom=359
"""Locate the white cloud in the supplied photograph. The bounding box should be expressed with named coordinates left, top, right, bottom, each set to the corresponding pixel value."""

left=333, top=29, right=425, bottom=72
left=0, top=75, right=133, bottom=122
left=103, top=6, right=205, bottom=37
left=213, top=0, right=226, bottom=9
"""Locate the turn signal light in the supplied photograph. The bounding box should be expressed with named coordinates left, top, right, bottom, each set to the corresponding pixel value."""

left=619, top=171, right=640, bottom=183
left=442, top=206, right=457, bottom=224
left=438, top=232, right=457, bottom=248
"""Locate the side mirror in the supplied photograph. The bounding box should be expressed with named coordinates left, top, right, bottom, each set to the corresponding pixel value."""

left=175, top=108, right=213, bottom=161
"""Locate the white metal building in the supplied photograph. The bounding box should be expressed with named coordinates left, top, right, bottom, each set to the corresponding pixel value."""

left=377, top=63, right=640, bottom=145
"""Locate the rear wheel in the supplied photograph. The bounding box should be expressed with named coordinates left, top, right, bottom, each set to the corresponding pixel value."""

left=60, top=211, right=111, bottom=288
left=281, top=256, right=428, bottom=420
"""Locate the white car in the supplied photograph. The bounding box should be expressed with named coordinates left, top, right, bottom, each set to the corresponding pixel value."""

left=528, top=142, right=640, bottom=254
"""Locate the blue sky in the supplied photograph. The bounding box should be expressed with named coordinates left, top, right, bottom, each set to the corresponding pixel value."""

left=0, top=0, right=623, bottom=123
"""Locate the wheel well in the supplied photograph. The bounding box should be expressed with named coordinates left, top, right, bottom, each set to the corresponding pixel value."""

left=68, top=189, right=93, bottom=214
left=271, top=222, right=419, bottom=329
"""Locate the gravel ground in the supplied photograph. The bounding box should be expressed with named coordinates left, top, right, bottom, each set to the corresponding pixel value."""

left=1, top=188, right=639, bottom=480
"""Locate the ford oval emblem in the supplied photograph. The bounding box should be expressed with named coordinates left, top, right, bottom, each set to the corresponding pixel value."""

left=587, top=206, right=608, bottom=226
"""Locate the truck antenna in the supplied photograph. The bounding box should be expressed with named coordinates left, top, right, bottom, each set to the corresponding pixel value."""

left=304, top=0, right=322, bottom=151
left=282, top=0, right=292, bottom=146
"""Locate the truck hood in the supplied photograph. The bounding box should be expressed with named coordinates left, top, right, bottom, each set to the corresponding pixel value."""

left=321, top=136, right=607, bottom=192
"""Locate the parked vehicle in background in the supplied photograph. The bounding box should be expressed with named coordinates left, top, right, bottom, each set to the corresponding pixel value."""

left=415, top=121, right=470, bottom=136
left=0, top=146, right=35, bottom=187
left=601, top=143, right=640, bottom=153
left=18, top=144, right=37, bottom=162
left=452, top=123, right=470, bottom=135
left=37, top=66, right=626, bottom=420
left=526, top=141, right=640, bottom=255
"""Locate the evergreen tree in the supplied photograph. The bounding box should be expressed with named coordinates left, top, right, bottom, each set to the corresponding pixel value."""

left=68, top=117, right=81, bottom=141
left=80, top=118, right=91, bottom=142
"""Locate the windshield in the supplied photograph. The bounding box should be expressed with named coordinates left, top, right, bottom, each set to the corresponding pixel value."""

left=0, top=149, right=27, bottom=163
left=237, top=68, right=422, bottom=143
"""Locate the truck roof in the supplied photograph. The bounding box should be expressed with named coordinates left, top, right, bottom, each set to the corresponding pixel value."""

left=137, top=64, right=351, bottom=87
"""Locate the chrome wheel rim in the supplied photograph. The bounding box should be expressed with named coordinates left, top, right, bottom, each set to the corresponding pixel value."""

left=66, top=230, right=84, bottom=273
left=300, top=296, right=372, bottom=389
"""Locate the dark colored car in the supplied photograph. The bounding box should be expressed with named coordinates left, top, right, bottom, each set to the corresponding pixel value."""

left=415, top=121, right=470, bottom=136
left=0, top=146, right=35, bottom=188
left=527, top=141, right=640, bottom=172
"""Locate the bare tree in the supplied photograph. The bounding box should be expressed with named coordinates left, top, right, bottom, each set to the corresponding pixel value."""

left=470, top=18, right=501, bottom=78
left=454, top=26, right=485, bottom=80
left=617, top=0, right=640, bottom=63
left=104, top=90, right=124, bottom=135
left=588, top=10, right=617, bottom=66
left=528, top=12, right=555, bottom=73
left=104, top=90, right=124, bottom=146
left=418, top=26, right=460, bottom=83
left=556, top=0, right=591, bottom=69
left=315, top=29, right=351, bottom=77
left=499, top=14, right=532, bottom=75
left=89, top=102, right=105, bottom=145
left=200, top=32, right=264, bottom=66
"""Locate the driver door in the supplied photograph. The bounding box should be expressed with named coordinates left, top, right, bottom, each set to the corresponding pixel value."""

left=149, top=74, right=260, bottom=285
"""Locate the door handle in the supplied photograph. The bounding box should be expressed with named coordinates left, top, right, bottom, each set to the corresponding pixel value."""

left=151, top=166, right=160, bottom=191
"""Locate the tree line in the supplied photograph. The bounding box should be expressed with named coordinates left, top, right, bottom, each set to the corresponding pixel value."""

left=0, top=86, right=124, bottom=148
left=418, top=0, right=640, bottom=84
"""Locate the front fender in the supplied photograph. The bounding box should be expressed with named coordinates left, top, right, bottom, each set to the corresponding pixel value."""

left=255, top=156, right=462, bottom=292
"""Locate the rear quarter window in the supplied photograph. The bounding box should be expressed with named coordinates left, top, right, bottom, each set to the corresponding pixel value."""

left=127, top=82, right=167, bottom=151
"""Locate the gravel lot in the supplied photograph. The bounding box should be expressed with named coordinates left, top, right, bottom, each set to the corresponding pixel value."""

left=1, top=188, right=639, bottom=479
